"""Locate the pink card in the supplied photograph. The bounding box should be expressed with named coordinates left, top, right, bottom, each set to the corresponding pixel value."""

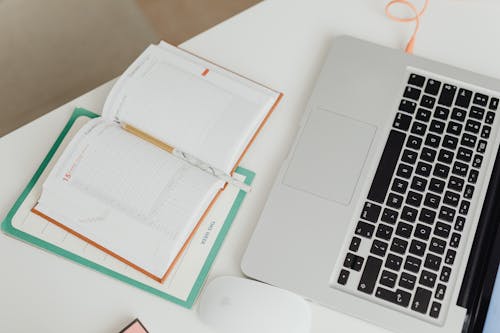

left=119, top=319, right=149, bottom=333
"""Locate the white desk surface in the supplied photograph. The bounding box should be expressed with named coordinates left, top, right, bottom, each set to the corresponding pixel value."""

left=2, top=1, right=500, bottom=332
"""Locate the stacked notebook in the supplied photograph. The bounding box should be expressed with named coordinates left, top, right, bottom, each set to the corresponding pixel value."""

left=1, top=41, right=282, bottom=306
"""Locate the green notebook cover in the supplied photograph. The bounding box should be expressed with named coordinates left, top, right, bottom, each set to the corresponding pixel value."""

left=1, top=107, right=255, bottom=308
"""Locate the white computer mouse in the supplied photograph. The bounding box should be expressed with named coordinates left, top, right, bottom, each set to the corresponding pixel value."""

left=197, top=276, right=311, bottom=333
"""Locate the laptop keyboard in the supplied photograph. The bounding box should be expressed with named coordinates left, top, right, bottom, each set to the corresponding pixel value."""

left=333, top=72, right=499, bottom=324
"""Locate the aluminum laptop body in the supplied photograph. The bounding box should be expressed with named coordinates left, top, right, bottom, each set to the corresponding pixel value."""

left=242, top=36, right=500, bottom=333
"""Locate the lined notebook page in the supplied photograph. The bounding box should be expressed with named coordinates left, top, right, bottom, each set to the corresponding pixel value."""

left=102, top=44, right=280, bottom=174
left=35, top=118, right=222, bottom=278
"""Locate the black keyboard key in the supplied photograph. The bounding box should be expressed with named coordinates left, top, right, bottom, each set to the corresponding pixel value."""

left=407, top=135, right=422, bottom=150
left=376, top=224, right=394, bottom=241
left=477, top=140, right=487, bottom=154
left=391, top=178, right=408, bottom=194
left=457, top=147, right=473, bottom=162
left=349, top=236, right=361, bottom=252
left=399, top=272, right=417, bottom=290
left=415, top=223, right=432, bottom=241
left=367, top=130, right=406, bottom=204
left=468, top=169, right=479, bottom=184
left=375, top=287, right=411, bottom=307
left=412, top=287, right=432, bottom=314
left=461, top=133, right=477, bottom=148
left=416, top=108, right=432, bottom=122
left=404, top=255, right=422, bottom=273
left=473, top=92, right=488, bottom=106
left=489, top=97, right=499, bottom=111
left=430, top=302, right=442, bottom=318
left=434, top=106, right=450, bottom=120
left=371, top=239, right=389, bottom=257
left=393, top=112, right=412, bottom=131
left=440, top=266, right=451, bottom=282
left=439, top=206, right=456, bottom=222
left=358, top=256, right=383, bottom=294
left=443, top=190, right=460, bottom=207
left=438, top=84, right=457, bottom=106
left=425, top=133, right=441, bottom=148
left=406, top=191, right=423, bottom=207
left=411, top=176, right=427, bottom=192
left=424, top=253, right=442, bottom=271
left=381, top=208, right=398, bottom=224
left=481, top=125, right=491, bottom=139
left=465, top=119, right=481, bottom=133
left=450, top=232, right=461, bottom=248
left=452, top=107, right=467, bottom=121
left=445, top=249, right=457, bottom=265
left=338, top=269, right=350, bottom=285
left=396, top=222, right=413, bottom=238
left=352, top=255, right=364, bottom=271
left=424, top=193, right=440, bottom=209
left=355, top=221, right=375, bottom=238
left=397, top=163, right=413, bottom=179
left=402, top=149, right=418, bottom=165
left=399, top=99, right=417, bottom=113
left=448, top=176, right=464, bottom=192
left=416, top=161, right=432, bottom=177
left=434, top=222, right=451, bottom=239
left=387, top=192, right=404, bottom=209
left=344, top=253, right=355, bottom=268
left=455, top=216, right=466, bottom=231
left=386, top=253, right=403, bottom=271
left=433, top=163, right=450, bottom=179
left=425, top=79, right=440, bottom=95
left=429, top=178, right=445, bottom=194
left=472, top=154, right=483, bottom=168
left=380, top=270, right=398, bottom=288
left=391, top=237, right=408, bottom=255
left=456, top=88, right=472, bottom=108
left=438, top=149, right=454, bottom=164
left=452, top=161, right=468, bottom=177
left=419, top=208, right=436, bottom=225
left=420, top=147, right=436, bottom=163
left=459, top=200, right=470, bottom=215
left=464, top=185, right=474, bottom=200
left=485, top=111, right=495, bottom=124
left=442, top=135, right=458, bottom=150
left=470, top=106, right=485, bottom=120
left=408, top=73, right=425, bottom=87
left=404, top=86, right=422, bottom=101
left=435, top=284, right=447, bottom=300
left=447, top=121, right=462, bottom=136
left=360, top=202, right=382, bottom=223
left=429, top=237, right=446, bottom=255
left=421, top=95, right=436, bottom=109
left=420, top=270, right=437, bottom=288
left=429, top=119, right=446, bottom=134
left=409, top=239, right=426, bottom=257
left=411, top=121, right=427, bottom=136
left=401, top=206, right=418, bottom=222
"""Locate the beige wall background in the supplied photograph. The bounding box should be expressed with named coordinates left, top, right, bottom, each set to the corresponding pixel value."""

left=0, top=0, right=259, bottom=137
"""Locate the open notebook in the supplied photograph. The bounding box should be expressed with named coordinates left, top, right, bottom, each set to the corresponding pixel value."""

left=2, top=108, right=255, bottom=307
left=30, top=41, right=282, bottom=282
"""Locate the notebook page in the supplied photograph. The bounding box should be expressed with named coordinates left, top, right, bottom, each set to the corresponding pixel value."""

left=35, top=118, right=222, bottom=278
left=102, top=44, right=280, bottom=174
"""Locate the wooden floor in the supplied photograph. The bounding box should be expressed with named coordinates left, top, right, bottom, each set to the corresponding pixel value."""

left=0, top=0, right=260, bottom=137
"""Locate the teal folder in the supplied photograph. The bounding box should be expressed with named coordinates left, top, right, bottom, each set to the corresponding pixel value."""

left=1, top=108, right=254, bottom=308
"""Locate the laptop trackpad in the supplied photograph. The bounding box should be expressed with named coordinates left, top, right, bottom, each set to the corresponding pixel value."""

left=283, top=108, right=376, bottom=205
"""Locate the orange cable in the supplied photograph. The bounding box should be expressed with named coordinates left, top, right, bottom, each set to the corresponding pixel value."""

left=385, top=0, right=430, bottom=54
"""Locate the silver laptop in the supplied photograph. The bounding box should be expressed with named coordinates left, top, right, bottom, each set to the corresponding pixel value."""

left=242, top=35, right=500, bottom=333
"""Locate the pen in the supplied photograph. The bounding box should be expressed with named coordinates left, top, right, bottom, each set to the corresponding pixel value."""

left=122, top=123, right=252, bottom=192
